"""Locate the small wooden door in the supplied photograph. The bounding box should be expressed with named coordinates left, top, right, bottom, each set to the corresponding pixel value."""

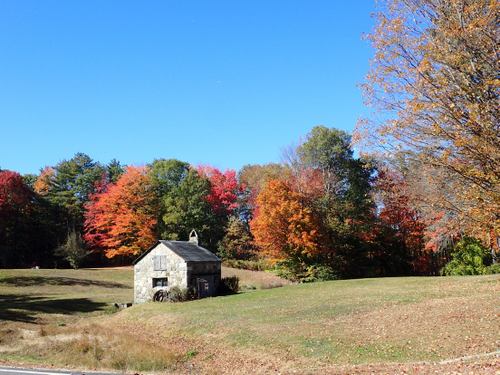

left=196, top=278, right=210, bottom=298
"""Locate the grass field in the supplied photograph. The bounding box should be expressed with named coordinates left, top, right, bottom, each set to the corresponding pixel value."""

left=0, top=268, right=498, bottom=374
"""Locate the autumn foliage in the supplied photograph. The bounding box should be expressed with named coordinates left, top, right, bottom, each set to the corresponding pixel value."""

left=0, top=171, right=33, bottom=211
left=356, top=0, right=499, bottom=245
left=250, top=179, right=323, bottom=261
left=197, top=166, right=241, bottom=216
left=0, top=171, right=38, bottom=267
left=33, top=167, right=55, bottom=196
left=375, top=167, right=430, bottom=273
left=84, top=166, right=158, bottom=259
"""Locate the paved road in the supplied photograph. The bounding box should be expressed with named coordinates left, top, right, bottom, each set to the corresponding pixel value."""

left=0, top=367, right=119, bottom=375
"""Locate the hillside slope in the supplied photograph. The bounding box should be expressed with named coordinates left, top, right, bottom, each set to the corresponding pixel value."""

left=0, top=269, right=498, bottom=373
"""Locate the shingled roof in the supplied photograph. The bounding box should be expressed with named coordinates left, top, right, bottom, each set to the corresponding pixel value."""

left=133, top=240, right=220, bottom=264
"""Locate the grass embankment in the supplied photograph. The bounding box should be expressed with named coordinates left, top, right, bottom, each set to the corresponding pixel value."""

left=0, top=268, right=498, bottom=374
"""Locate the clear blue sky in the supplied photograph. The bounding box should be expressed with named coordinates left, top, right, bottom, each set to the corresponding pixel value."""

left=0, top=1, right=375, bottom=174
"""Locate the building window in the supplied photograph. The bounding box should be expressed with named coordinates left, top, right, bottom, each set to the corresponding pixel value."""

left=153, top=255, right=167, bottom=271
left=152, top=277, right=168, bottom=287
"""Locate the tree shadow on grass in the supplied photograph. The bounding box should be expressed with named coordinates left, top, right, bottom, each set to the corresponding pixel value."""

left=0, top=276, right=131, bottom=289
left=0, top=294, right=108, bottom=323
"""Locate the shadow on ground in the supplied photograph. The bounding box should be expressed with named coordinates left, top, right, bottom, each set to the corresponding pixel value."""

left=0, top=276, right=130, bottom=289
left=0, top=294, right=108, bottom=323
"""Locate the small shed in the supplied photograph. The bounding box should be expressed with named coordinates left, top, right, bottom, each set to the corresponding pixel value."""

left=133, top=231, right=221, bottom=304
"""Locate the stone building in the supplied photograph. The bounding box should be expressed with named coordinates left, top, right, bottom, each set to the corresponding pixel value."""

left=133, top=231, right=221, bottom=303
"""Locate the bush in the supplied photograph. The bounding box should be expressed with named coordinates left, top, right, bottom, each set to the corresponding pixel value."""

left=273, top=259, right=338, bottom=282
left=302, top=264, right=339, bottom=282
left=167, top=286, right=194, bottom=302
left=273, top=259, right=303, bottom=282
left=153, top=287, right=194, bottom=302
left=442, top=237, right=492, bottom=276
left=219, top=276, right=239, bottom=295
left=486, top=263, right=500, bottom=274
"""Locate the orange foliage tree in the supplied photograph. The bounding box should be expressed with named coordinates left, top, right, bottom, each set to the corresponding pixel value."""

left=238, top=163, right=291, bottom=218
left=33, top=167, right=55, bottom=196
left=250, top=179, right=323, bottom=261
left=83, top=166, right=158, bottom=258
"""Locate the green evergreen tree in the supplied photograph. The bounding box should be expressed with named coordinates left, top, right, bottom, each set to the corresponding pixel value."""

left=22, top=173, right=38, bottom=189
left=47, top=153, right=105, bottom=227
left=106, top=159, right=125, bottom=183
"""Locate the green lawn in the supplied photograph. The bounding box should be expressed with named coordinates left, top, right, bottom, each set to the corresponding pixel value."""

left=124, top=275, right=499, bottom=365
left=0, top=268, right=498, bottom=373
left=0, top=268, right=133, bottom=324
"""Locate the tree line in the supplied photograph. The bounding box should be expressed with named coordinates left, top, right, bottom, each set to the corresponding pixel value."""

left=1, top=124, right=497, bottom=278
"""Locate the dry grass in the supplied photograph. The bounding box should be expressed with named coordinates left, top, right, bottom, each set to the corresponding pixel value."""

left=221, top=266, right=291, bottom=289
left=0, top=268, right=498, bottom=374
left=2, top=321, right=183, bottom=371
left=20, top=325, right=181, bottom=372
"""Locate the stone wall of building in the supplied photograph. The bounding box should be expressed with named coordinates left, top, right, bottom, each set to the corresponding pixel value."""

left=134, top=243, right=187, bottom=303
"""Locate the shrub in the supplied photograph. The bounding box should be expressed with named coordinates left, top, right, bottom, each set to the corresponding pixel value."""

left=153, top=287, right=194, bottom=302
left=486, top=263, right=500, bottom=274
left=442, top=237, right=492, bottom=276
left=219, top=276, right=239, bottom=294
left=273, top=259, right=338, bottom=282
left=273, top=259, right=303, bottom=282
left=153, top=289, right=168, bottom=302
left=167, top=286, right=194, bottom=302
left=302, top=264, right=338, bottom=282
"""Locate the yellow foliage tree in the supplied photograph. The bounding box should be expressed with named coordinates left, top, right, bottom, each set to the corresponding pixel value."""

left=356, top=0, right=499, bottom=246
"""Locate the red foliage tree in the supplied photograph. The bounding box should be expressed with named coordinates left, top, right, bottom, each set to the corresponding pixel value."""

left=0, top=170, right=33, bottom=215
left=0, top=170, right=35, bottom=266
left=197, top=166, right=241, bottom=216
left=83, top=166, right=158, bottom=259
left=376, top=168, right=430, bottom=273
left=289, top=166, right=324, bottom=200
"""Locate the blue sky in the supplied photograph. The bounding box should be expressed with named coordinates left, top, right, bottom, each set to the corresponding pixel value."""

left=0, top=1, right=375, bottom=174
